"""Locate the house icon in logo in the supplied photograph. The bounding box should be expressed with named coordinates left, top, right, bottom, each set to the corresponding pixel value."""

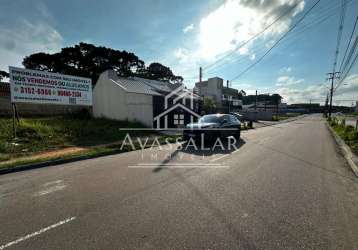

left=153, top=85, right=201, bottom=129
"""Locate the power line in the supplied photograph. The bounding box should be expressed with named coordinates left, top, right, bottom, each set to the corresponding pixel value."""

left=185, top=0, right=351, bottom=82
left=230, top=0, right=321, bottom=82
left=334, top=16, right=358, bottom=91
left=335, top=48, right=358, bottom=90
left=207, top=0, right=344, bottom=76
left=332, top=0, right=348, bottom=73
left=338, top=16, right=358, bottom=73
left=328, top=0, right=348, bottom=118
left=202, top=2, right=300, bottom=71
left=339, top=36, right=358, bottom=75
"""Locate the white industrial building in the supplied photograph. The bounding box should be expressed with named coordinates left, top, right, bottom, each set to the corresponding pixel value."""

left=93, top=70, right=201, bottom=128
left=93, top=70, right=161, bottom=127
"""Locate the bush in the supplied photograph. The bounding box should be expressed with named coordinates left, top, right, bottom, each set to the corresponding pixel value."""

left=341, top=118, right=346, bottom=126
left=347, top=130, right=358, bottom=141
left=345, top=125, right=355, bottom=133
left=329, top=117, right=338, bottom=126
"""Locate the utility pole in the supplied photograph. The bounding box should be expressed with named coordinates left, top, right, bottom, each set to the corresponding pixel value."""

left=199, top=67, right=202, bottom=83
left=255, top=90, right=258, bottom=110
left=327, top=72, right=340, bottom=118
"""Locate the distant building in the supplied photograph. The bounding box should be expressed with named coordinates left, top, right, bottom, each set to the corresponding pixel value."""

left=195, top=77, right=242, bottom=112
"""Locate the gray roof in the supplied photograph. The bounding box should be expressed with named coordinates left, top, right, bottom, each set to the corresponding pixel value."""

left=132, top=77, right=174, bottom=93
left=106, top=70, right=197, bottom=98
left=111, top=77, right=162, bottom=96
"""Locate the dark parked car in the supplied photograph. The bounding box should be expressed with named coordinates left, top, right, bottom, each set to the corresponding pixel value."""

left=230, top=112, right=244, bottom=121
left=183, top=114, right=241, bottom=142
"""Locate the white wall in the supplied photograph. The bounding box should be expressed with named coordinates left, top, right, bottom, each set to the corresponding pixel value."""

left=93, top=71, right=154, bottom=127
left=93, top=72, right=127, bottom=120
left=126, top=93, right=153, bottom=127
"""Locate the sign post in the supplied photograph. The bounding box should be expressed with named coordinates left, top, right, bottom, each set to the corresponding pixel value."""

left=12, top=103, right=16, bottom=138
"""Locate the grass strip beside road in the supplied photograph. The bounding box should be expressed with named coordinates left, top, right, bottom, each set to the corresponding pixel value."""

left=328, top=117, right=358, bottom=155
left=0, top=136, right=179, bottom=172
left=272, top=113, right=302, bottom=121
left=0, top=115, right=180, bottom=172
left=0, top=115, right=150, bottom=162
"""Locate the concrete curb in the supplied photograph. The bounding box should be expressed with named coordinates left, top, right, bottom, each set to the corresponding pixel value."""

left=326, top=123, right=358, bottom=177
left=0, top=149, right=123, bottom=175
left=0, top=136, right=174, bottom=175
left=254, top=114, right=307, bottom=128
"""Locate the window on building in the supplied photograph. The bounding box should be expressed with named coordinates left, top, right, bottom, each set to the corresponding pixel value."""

left=173, top=114, right=184, bottom=125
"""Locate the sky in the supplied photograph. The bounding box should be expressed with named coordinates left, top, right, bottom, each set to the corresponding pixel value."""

left=0, top=0, right=357, bottom=105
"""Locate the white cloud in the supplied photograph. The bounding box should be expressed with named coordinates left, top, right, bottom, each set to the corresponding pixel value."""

left=0, top=20, right=63, bottom=71
left=196, top=0, right=304, bottom=60
left=183, top=24, right=194, bottom=34
left=280, top=66, right=292, bottom=73
left=174, top=48, right=190, bottom=62
left=169, top=0, right=305, bottom=81
left=275, top=74, right=358, bottom=105
left=275, top=75, right=304, bottom=86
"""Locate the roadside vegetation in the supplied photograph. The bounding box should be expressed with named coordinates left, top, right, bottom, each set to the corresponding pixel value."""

left=272, top=113, right=301, bottom=121
left=0, top=115, right=175, bottom=169
left=328, top=117, right=358, bottom=155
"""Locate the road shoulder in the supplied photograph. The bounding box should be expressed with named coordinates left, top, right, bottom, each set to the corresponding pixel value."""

left=326, top=122, right=358, bottom=177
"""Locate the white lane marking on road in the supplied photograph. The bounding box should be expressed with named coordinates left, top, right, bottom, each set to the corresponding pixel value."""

left=35, top=184, right=67, bottom=196
left=209, top=154, right=231, bottom=162
left=0, top=217, right=76, bottom=250
left=43, top=180, right=63, bottom=186
left=128, top=164, right=229, bottom=168
left=34, top=180, right=66, bottom=196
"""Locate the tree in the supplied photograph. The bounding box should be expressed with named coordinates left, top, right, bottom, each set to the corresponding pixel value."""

left=141, top=62, right=183, bottom=84
left=22, top=42, right=182, bottom=85
left=271, top=94, right=282, bottom=105
left=203, top=97, right=217, bottom=114
left=238, top=89, right=246, bottom=99
left=0, top=70, right=9, bottom=81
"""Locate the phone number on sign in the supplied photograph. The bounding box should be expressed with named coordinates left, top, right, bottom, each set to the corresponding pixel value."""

left=20, top=87, right=82, bottom=97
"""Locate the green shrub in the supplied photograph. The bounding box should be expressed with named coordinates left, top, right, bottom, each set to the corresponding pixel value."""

left=341, top=118, right=346, bottom=126
left=347, top=130, right=358, bottom=141
left=345, top=125, right=355, bottom=133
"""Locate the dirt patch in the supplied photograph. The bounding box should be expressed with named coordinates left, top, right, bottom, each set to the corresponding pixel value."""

left=1, top=146, right=90, bottom=165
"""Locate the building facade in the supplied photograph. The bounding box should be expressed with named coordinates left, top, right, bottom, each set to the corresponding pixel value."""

left=195, top=77, right=242, bottom=112
left=93, top=70, right=201, bottom=128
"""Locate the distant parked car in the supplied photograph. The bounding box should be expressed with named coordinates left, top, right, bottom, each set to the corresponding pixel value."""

left=183, top=114, right=241, bottom=142
left=230, top=112, right=244, bottom=121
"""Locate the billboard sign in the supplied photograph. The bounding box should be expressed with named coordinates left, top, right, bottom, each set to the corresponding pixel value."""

left=9, top=66, right=92, bottom=106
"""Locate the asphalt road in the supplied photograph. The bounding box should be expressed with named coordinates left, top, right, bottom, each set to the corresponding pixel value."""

left=1, top=114, right=357, bottom=249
